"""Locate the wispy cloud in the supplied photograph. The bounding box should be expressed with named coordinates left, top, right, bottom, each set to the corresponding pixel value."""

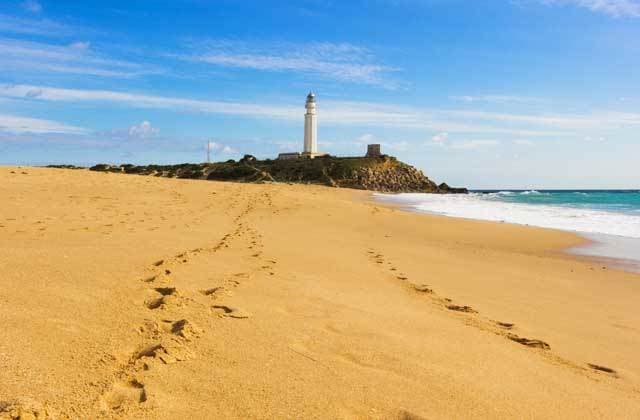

left=353, top=133, right=409, bottom=151
left=0, top=113, right=87, bottom=135
left=22, top=0, right=43, bottom=13
left=539, top=0, right=640, bottom=17
left=583, top=135, right=607, bottom=142
left=354, top=133, right=376, bottom=144
left=69, top=41, right=90, bottom=50
left=3, top=84, right=638, bottom=137
left=0, top=83, right=300, bottom=118
left=0, top=38, right=163, bottom=78
left=0, top=13, right=70, bottom=36
left=441, top=108, right=640, bottom=128
left=175, top=40, right=399, bottom=88
left=449, top=140, right=500, bottom=150
left=513, top=139, right=534, bottom=146
left=275, top=140, right=301, bottom=152
left=426, top=133, right=503, bottom=150
left=450, top=95, right=543, bottom=104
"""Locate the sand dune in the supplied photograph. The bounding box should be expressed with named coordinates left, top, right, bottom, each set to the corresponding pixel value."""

left=1, top=167, right=639, bottom=419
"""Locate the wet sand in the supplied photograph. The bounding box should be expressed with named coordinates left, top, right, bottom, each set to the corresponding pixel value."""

left=1, top=167, right=639, bottom=419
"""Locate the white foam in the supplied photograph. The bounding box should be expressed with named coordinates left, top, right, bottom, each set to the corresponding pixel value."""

left=375, top=193, right=640, bottom=239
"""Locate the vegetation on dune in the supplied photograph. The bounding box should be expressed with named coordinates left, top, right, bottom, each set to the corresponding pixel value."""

left=87, top=155, right=467, bottom=194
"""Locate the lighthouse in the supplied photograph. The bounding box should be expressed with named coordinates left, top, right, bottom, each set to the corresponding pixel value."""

left=277, top=92, right=327, bottom=160
left=303, top=92, right=318, bottom=157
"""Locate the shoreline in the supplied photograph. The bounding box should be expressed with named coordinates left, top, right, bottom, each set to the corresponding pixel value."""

left=372, top=192, right=640, bottom=274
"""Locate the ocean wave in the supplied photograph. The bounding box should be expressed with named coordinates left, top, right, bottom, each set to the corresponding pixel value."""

left=375, top=193, right=640, bottom=239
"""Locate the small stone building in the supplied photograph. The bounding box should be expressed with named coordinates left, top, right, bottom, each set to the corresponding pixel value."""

left=366, top=144, right=381, bottom=157
left=277, top=152, right=302, bottom=160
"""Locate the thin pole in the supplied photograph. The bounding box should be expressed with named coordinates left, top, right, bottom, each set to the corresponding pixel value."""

left=207, top=141, right=211, bottom=163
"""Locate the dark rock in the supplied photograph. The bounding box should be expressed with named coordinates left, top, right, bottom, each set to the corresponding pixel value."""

left=438, top=182, right=468, bottom=194
left=239, top=154, right=256, bottom=163
left=45, top=164, right=85, bottom=169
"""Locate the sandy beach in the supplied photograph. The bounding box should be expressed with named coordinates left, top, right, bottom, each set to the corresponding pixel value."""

left=1, top=166, right=640, bottom=419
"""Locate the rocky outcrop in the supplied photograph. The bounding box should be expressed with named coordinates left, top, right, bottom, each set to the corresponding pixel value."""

left=347, top=161, right=439, bottom=193
left=89, top=156, right=467, bottom=194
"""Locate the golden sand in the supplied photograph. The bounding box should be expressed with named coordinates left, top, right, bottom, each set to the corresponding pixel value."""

left=1, top=167, right=639, bottom=419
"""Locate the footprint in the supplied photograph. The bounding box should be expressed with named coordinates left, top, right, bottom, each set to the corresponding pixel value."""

left=162, top=319, right=201, bottom=340
left=200, top=287, right=224, bottom=296
left=146, top=297, right=165, bottom=310
left=213, top=305, right=250, bottom=319
left=0, top=398, right=48, bottom=419
left=134, top=342, right=191, bottom=364
left=146, top=287, right=178, bottom=309
left=446, top=305, right=477, bottom=314
left=507, top=334, right=550, bottom=350
left=496, top=322, right=515, bottom=330
left=154, top=287, right=177, bottom=296
left=413, top=284, right=433, bottom=293
left=588, top=363, right=618, bottom=376
left=153, top=260, right=164, bottom=267
left=142, top=275, right=157, bottom=283
left=397, top=410, right=428, bottom=420
left=101, top=379, right=146, bottom=410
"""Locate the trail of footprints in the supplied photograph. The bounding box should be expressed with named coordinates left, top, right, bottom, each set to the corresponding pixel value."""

left=99, top=194, right=279, bottom=413
left=366, top=248, right=618, bottom=378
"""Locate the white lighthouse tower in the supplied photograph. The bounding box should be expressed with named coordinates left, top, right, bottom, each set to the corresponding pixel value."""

left=276, top=92, right=326, bottom=160
left=303, top=92, right=318, bottom=157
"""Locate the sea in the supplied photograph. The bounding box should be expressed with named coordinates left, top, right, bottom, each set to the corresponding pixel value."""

left=375, top=190, right=640, bottom=273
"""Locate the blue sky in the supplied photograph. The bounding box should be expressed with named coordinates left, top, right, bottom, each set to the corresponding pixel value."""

left=0, top=0, right=639, bottom=188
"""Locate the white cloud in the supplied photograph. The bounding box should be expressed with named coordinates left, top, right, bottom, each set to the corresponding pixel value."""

left=3, top=84, right=639, bottom=138
left=0, top=113, right=86, bottom=135
left=128, top=121, right=158, bottom=139
left=0, top=38, right=161, bottom=78
left=208, top=141, right=237, bottom=154
left=540, top=0, right=640, bottom=17
left=450, top=140, right=500, bottom=150
left=22, top=1, right=42, bottom=13
left=97, top=121, right=160, bottom=141
left=430, top=132, right=448, bottom=144
left=176, top=40, right=398, bottom=88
